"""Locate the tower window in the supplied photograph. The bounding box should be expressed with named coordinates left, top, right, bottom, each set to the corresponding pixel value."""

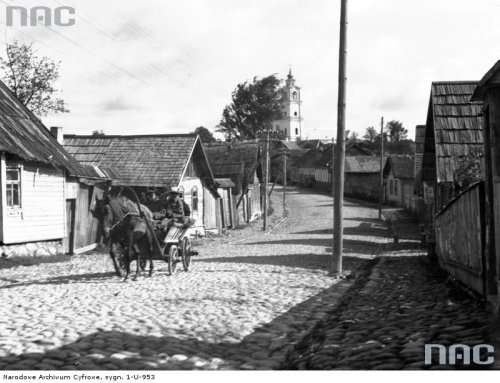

left=292, top=91, right=298, bottom=100
left=284, top=112, right=287, bottom=117
left=295, top=128, right=298, bottom=135
left=294, top=112, right=298, bottom=116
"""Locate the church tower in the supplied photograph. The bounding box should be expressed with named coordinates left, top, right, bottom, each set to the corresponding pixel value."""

left=273, top=69, right=303, bottom=141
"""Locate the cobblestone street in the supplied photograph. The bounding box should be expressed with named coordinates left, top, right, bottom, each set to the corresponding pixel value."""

left=284, top=223, right=492, bottom=370
left=0, top=187, right=385, bottom=370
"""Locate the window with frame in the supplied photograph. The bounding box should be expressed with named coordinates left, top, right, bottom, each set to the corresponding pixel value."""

left=292, top=91, right=298, bottom=100
left=389, top=179, right=394, bottom=195
left=191, top=187, right=198, bottom=213
left=6, top=167, right=21, bottom=208
left=394, top=179, right=399, bottom=195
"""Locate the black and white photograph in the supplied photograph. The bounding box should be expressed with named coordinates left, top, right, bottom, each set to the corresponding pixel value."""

left=0, top=0, right=498, bottom=378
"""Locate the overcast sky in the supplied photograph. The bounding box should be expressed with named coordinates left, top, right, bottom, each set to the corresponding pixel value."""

left=1, top=0, right=500, bottom=140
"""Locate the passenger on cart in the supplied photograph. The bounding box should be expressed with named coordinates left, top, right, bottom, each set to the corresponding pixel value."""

left=152, top=190, right=194, bottom=235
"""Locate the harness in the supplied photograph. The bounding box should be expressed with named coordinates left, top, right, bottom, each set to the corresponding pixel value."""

left=109, top=212, right=139, bottom=231
left=109, top=211, right=155, bottom=231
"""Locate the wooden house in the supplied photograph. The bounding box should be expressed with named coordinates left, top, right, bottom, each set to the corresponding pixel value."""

left=421, top=81, right=485, bottom=212
left=0, top=82, right=111, bottom=256
left=412, top=125, right=426, bottom=219
left=63, top=134, right=220, bottom=235
left=383, top=155, right=415, bottom=210
left=204, top=141, right=262, bottom=225
left=344, top=156, right=386, bottom=202
left=469, top=60, right=500, bottom=301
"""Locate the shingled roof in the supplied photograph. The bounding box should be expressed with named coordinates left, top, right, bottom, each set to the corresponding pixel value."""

left=383, top=155, right=415, bottom=179
left=63, top=134, right=214, bottom=188
left=425, top=81, right=484, bottom=183
left=0, top=80, right=108, bottom=180
left=204, top=141, right=261, bottom=193
left=345, top=156, right=386, bottom=173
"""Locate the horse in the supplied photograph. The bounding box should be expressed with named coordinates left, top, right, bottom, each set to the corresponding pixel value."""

left=93, top=193, right=155, bottom=281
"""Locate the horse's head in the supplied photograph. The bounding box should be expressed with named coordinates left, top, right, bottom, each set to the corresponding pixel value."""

left=93, top=195, right=114, bottom=240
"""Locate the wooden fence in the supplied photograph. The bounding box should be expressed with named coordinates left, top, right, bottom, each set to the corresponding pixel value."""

left=435, top=181, right=486, bottom=295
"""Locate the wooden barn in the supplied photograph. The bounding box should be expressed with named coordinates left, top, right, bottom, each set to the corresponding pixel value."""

left=204, top=141, right=262, bottom=225
left=383, top=155, right=415, bottom=210
left=0, top=82, right=111, bottom=256
left=344, top=156, right=386, bottom=202
left=63, top=134, right=221, bottom=235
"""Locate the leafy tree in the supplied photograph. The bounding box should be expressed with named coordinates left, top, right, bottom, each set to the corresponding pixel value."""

left=363, top=126, right=379, bottom=143
left=191, top=126, right=216, bottom=143
left=455, top=147, right=483, bottom=191
left=216, top=75, right=283, bottom=140
left=92, top=130, right=105, bottom=136
left=385, top=120, right=408, bottom=142
left=348, top=131, right=359, bottom=142
left=0, top=40, right=69, bottom=116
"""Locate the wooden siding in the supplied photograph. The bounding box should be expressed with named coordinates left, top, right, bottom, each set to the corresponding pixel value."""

left=203, top=186, right=218, bottom=231
left=435, top=182, right=485, bottom=295
left=74, top=183, right=104, bottom=251
left=344, top=173, right=380, bottom=202
left=2, top=162, right=65, bottom=244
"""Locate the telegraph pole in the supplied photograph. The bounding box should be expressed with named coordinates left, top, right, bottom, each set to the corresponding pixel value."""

left=332, top=0, right=348, bottom=275
left=282, top=148, right=287, bottom=217
left=331, top=137, right=335, bottom=197
left=263, top=128, right=270, bottom=231
left=379, top=117, right=384, bottom=219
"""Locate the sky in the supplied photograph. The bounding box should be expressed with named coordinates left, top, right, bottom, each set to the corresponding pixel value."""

left=1, top=0, right=500, bottom=141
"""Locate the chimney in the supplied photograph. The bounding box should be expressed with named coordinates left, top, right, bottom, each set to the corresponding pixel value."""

left=50, top=126, right=63, bottom=144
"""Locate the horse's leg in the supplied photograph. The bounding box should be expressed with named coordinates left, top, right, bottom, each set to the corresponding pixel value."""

left=132, top=240, right=141, bottom=281
left=123, top=233, right=133, bottom=281
left=148, top=233, right=154, bottom=277
left=109, top=242, right=122, bottom=277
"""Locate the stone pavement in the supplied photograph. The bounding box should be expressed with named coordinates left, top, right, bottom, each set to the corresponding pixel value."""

left=283, top=214, right=492, bottom=370
left=0, top=186, right=385, bottom=370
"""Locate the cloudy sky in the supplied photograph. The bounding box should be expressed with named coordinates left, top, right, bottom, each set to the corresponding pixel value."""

left=1, top=0, right=500, bottom=141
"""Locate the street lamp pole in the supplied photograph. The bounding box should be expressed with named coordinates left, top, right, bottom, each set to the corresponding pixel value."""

left=332, top=0, right=348, bottom=275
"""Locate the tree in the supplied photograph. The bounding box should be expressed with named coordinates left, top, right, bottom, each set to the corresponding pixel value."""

left=191, top=126, right=216, bottom=143
left=0, top=40, right=69, bottom=116
left=385, top=120, right=408, bottom=142
left=216, top=75, right=283, bottom=140
left=92, top=130, right=105, bottom=136
left=363, top=126, right=379, bottom=143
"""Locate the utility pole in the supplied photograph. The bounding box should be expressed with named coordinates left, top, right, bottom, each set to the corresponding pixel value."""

left=282, top=148, right=287, bottom=217
left=379, top=117, right=384, bottom=219
left=332, top=0, right=348, bottom=275
left=331, top=137, right=335, bottom=197
left=262, top=128, right=270, bottom=231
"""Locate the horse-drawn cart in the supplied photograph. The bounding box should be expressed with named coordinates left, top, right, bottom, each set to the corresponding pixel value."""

left=94, top=186, right=199, bottom=280
left=158, top=222, right=198, bottom=275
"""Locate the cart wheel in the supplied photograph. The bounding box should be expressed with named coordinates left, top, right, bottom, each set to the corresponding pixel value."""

left=167, top=245, right=179, bottom=275
left=181, top=237, right=192, bottom=271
